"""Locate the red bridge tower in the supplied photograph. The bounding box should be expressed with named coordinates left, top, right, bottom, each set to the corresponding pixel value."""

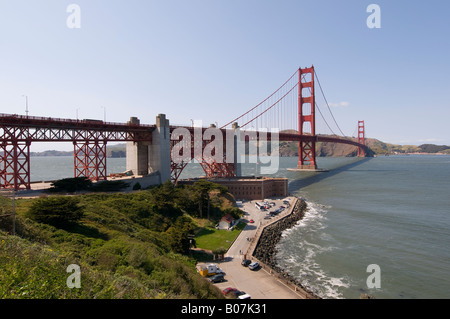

left=297, top=66, right=317, bottom=170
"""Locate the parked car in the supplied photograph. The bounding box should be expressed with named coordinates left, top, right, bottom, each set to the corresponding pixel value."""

left=249, top=219, right=254, bottom=223
left=208, top=274, right=225, bottom=283
left=241, top=259, right=251, bottom=267
left=248, top=262, right=260, bottom=270
left=222, top=287, right=247, bottom=298
left=222, top=287, right=238, bottom=295
left=238, top=293, right=252, bottom=299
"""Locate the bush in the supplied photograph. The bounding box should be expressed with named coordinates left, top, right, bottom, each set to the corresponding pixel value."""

left=91, top=180, right=130, bottom=192
left=132, top=182, right=142, bottom=191
left=27, top=196, right=84, bottom=228
left=49, top=177, right=93, bottom=193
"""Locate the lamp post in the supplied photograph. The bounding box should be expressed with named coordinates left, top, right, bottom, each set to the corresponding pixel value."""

left=22, top=95, right=29, bottom=117
left=101, top=106, right=106, bottom=122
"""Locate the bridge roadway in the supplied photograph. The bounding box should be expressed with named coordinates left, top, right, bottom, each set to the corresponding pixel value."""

left=213, top=197, right=306, bottom=299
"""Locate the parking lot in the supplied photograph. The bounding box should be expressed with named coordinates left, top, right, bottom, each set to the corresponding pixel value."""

left=212, top=197, right=304, bottom=299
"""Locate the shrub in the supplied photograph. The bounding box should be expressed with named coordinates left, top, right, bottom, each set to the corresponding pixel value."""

left=27, top=196, right=84, bottom=228
left=132, top=182, right=142, bottom=191
left=49, top=177, right=92, bottom=193
left=91, top=180, right=130, bottom=192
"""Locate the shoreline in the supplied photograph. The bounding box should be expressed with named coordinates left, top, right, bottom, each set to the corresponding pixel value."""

left=251, top=198, right=320, bottom=299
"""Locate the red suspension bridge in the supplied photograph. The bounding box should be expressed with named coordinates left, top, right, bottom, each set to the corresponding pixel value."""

left=0, top=66, right=368, bottom=190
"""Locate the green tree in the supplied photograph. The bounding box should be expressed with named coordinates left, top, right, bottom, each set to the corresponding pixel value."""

left=166, top=216, right=196, bottom=254
left=192, top=180, right=228, bottom=220
left=27, top=196, right=84, bottom=228
left=150, top=181, right=182, bottom=218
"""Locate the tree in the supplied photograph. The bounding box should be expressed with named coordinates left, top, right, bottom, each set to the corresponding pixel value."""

left=166, top=216, right=196, bottom=254
left=192, top=180, right=228, bottom=220
left=150, top=181, right=183, bottom=220
left=27, top=196, right=84, bottom=228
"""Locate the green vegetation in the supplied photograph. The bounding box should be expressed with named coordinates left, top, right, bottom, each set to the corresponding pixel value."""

left=27, top=196, right=84, bottom=228
left=0, top=180, right=242, bottom=299
left=194, top=221, right=246, bottom=251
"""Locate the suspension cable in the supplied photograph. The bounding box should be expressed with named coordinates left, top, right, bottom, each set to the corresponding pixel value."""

left=220, top=69, right=299, bottom=129
left=314, top=69, right=346, bottom=136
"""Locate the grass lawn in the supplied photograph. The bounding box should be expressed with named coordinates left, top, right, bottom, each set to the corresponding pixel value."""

left=194, top=221, right=246, bottom=251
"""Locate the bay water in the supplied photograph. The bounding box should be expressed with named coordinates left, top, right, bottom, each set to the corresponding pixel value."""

left=28, top=155, right=450, bottom=299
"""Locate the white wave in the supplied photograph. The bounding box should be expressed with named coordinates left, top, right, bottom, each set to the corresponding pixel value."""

left=276, top=199, right=352, bottom=299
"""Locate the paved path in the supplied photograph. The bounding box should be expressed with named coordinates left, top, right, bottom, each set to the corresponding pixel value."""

left=214, top=197, right=305, bottom=299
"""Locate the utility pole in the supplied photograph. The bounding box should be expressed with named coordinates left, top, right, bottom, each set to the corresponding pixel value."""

left=12, top=189, right=15, bottom=236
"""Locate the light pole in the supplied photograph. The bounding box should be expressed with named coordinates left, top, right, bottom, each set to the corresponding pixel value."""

left=22, top=95, right=29, bottom=117
left=101, top=106, right=106, bottom=122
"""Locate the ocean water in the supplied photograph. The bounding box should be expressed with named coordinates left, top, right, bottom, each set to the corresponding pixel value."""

left=27, top=155, right=450, bottom=299
left=277, top=156, right=450, bottom=299
left=29, top=156, right=128, bottom=182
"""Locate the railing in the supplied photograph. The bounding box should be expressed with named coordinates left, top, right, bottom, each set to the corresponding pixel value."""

left=0, top=113, right=155, bottom=129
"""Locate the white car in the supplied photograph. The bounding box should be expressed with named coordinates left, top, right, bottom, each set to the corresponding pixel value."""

left=237, top=293, right=251, bottom=299
left=248, top=262, right=260, bottom=270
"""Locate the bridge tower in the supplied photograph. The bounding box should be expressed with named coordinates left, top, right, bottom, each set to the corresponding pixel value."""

left=357, top=120, right=366, bottom=157
left=297, top=66, right=317, bottom=170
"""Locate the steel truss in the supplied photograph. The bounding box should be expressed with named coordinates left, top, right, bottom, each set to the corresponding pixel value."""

left=74, top=141, right=107, bottom=182
left=0, top=114, right=154, bottom=190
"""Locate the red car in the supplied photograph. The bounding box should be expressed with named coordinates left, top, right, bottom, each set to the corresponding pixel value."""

left=249, top=219, right=254, bottom=223
left=222, top=287, right=239, bottom=295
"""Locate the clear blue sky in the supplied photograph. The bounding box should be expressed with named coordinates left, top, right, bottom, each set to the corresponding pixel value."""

left=1, top=0, right=449, bottom=151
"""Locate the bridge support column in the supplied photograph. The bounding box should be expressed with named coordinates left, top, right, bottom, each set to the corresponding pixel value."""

left=126, top=114, right=170, bottom=184
left=126, top=117, right=150, bottom=176
left=149, top=114, right=171, bottom=183
left=233, top=122, right=242, bottom=177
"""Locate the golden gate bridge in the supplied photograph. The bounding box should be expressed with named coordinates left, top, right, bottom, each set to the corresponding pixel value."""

left=0, top=66, right=368, bottom=190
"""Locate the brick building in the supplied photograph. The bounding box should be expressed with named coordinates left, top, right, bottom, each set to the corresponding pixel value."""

left=179, top=176, right=288, bottom=201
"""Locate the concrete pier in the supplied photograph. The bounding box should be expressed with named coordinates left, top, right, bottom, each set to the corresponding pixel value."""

left=126, top=114, right=171, bottom=184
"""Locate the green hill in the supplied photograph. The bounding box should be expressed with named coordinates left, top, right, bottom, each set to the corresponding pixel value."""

left=0, top=181, right=236, bottom=299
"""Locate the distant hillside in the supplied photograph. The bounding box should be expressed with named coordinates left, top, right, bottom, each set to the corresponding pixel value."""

left=31, top=144, right=127, bottom=158
left=279, top=134, right=450, bottom=157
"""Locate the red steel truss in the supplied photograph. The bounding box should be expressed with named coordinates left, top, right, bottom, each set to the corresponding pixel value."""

left=0, top=140, right=31, bottom=190
left=74, top=141, right=107, bottom=181
left=0, top=114, right=154, bottom=190
left=169, top=126, right=237, bottom=183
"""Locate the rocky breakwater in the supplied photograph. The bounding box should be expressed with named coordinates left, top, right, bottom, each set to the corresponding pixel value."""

left=252, top=198, right=319, bottom=298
